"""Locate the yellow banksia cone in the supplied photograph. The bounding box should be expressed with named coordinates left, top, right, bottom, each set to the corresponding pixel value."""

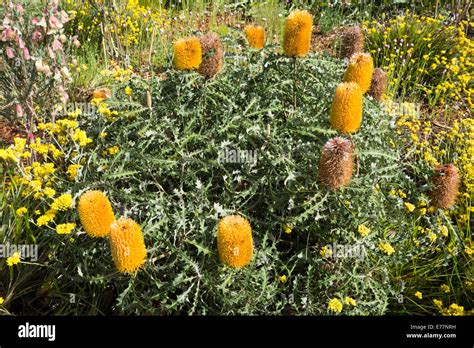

left=344, top=52, right=374, bottom=94
left=283, top=10, right=313, bottom=57
left=368, top=68, right=387, bottom=102
left=318, top=137, right=354, bottom=189
left=78, top=190, right=115, bottom=237
left=198, top=33, right=223, bottom=78
left=340, top=26, right=364, bottom=59
left=110, top=217, right=147, bottom=274
left=217, top=215, right=253, bottom=268
left=429, top=164, right=460, bottom=209
left=244, top=25, right=265, bottom=49
left=173, top=37, right=202, bottom=70
left=329, top=82, right=363, bottom=133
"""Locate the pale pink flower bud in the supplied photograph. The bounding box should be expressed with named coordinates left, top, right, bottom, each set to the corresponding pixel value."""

left=32, top=28, right=43, bottom=42
left=16, top=104, right=23, bottom=117
left=37, top=17, right=47, bottom=28
left=48, top=15, right=63, bottom=30
left=23, top=47, right=30, bottom=60
left=6, top=47, right=14, bottom=59
left=52, top=38, right=62, bottom=50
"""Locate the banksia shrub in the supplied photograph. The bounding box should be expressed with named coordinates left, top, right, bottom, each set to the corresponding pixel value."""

left=217, top=215, right=253, bottom=268
left=368, top=68, right=387, bottom=102
left=318, top=137, right=354, bottom=189
left=78, top=190, right=115, bottom=238
left=110, top=217, right=147, bottom=274
left=329, top=82, right=363, bottom=133
left=340, top=26, right=364, bottom=59
left=197, top=33, right=223, bottom=78
left=173, top=37, right=202, bottom=71
left=343, top=52, right=374, bottom=94
left=429, top=164, right=460, bottom=209
left=283, top=10, right=313, bottom=57
left=244, top=25, right=265, bottom=49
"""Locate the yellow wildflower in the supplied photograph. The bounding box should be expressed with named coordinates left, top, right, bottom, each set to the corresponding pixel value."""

left=404, top=202, right=415, bottom=212
left=107, top=146, right=120, bottom=155
left=36, top=209, right=56, bottom=226
left=328, top=298, right=343, bottom=313
left=357, top=224, right=370, bottom=237
left=428, top=232, right=437, bottom=242
left=72, top=129, right=92, bottom=147
left=378, top=242, right=395, bottom=255
left=6, top=252, right=21, bottom=266
left=16, top=207, right=28, bottom=216
left=440, top=284, right=450, bottom=293
left=344, top=297, right=357, bottom=306
left=67, top=164, right=82, bottom=180
left=397, top=190, right=407, bottom=198
left=445, top=303, right=464, bottom=316
left=283, top=224, right=293, bottom=234
left=51, top=193, right=73, bottom=211
left=320, top=245, right=332, bottom=258
left=56, top=223, right=76, bottom=235
left=43, top=187, right=56, bottom=198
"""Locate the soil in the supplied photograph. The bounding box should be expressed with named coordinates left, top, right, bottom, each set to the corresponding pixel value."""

left=311, top=25, right=345, bottom=56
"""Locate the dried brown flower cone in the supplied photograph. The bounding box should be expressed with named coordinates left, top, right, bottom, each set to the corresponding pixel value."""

left=340, top=26, right=364, bottom=60
left=0, top=117, right=22, bottom=144
left=368, top=68, right=387, bottom=102
left=198, top=33, right=223, bottom=78
left=429, top=164, right=460, bottom=209
left=318, top=137, right=354, bottom=189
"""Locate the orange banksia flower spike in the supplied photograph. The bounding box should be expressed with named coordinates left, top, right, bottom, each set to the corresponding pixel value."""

left=318, top=137, right=354, bottom=189
left=217, top=215, right=253, bottom=268
left=244, top=25, right=265, bottom=49
left=173, top=36, right=202, bottom=70
left=283, top=10, right=313, bottom=57
left=329, top=82, right=363, bottom=133
left=78, top=190, right=115, bottom=237
left=343, top=52, right=374, bottom=94
left=110, top=217, right=147, bottom=274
